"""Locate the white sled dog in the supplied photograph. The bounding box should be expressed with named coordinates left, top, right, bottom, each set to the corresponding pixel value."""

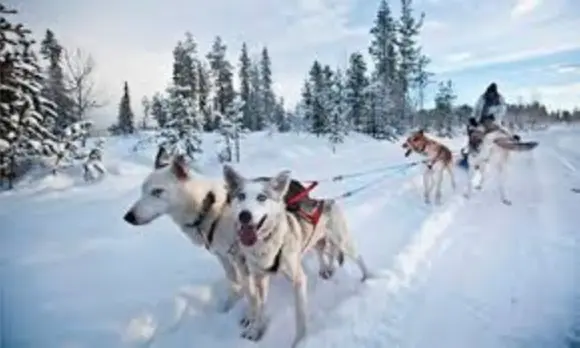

left=123, top=147, right=252, bottom=319
left=464, top=123, right=536, bottom=205
left=223, top=164, right=370, bottom=348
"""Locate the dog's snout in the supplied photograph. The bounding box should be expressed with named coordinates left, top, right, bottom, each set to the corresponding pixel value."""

left=124, top=210, right=137, bottom=225
left=238, top=210, right=252, bottom=224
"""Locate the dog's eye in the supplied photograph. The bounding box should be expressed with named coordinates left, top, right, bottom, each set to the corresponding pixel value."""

left=151, top=188, right=164, bottom=197
left=256, top=193, right=267, bottom=202
left=237, top=192, right=246, bottom=201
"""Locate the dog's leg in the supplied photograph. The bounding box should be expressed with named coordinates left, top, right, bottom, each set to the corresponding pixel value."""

left=446, top=163, right=456, bottom=192
left=325, top=202, right=370, bottom=281
left=475, top=147, right=493, bottom=190
left=434, top=165, right=444, bottom=204
left=215, top=254, right=244, bottom=313
left=497, top=149, right=512, bottom=205
left=423, top=167, right=433, bottom=204
left=235, top=260, right=258, bottom=329
left=240, top=272, right=259, bottom=328
left=315, top=238, right=335, bottom=280
left=241, top=274, right=269, bottom=341
left=291, top=265, right=308, bottom=348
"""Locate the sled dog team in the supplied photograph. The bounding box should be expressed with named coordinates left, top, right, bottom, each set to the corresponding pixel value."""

left=123, top=83, right=537, bottom=347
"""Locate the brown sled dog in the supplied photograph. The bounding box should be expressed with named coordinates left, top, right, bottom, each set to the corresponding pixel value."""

left=402, top=129, right=456, bottom=204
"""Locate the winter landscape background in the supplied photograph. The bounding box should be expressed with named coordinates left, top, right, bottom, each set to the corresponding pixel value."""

left=1, top=0, right=580, bottom=347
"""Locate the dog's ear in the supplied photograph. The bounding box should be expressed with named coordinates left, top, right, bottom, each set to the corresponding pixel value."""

left=154, top=146, right=171, bottom=169
left=417, top=128, right=424, bottom=136
left=171, top=155, right=188, bottom=181
left=223, top=164, right=243, bottom=192
left=269, top=170, right=291, bottom=198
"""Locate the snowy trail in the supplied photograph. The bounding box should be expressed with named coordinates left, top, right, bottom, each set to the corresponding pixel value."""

left=2, top=130, right=580, bottom=348
left=298, top=130, right=580, bottom=348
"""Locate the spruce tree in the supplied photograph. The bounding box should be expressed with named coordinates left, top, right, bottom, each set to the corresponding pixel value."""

left=238, top=43, right=252, bottom=130
left=206, top=36, right=235, bottom=129
left=40, top=29, right=73, bottom=133
left=196, top=61, right=211, bottom=131
left=368, top=0, right=398, bottom=137
left=369, top=0, right=398, bottom=86
left=150, top=92, right=169, bottom=128
left=398, top=0, right=425, bottom=129
left=116, top=81, right=135, bottom=134
left=260, top=47, right=275, bottom=132
left=307, top=61, right=326, bottom=136
left=328, top=69, right=349, bottom=152
left=248, top=61, right=263, bottom=130
left=433, top=80, right=456, bottom=136
left=0, top=4, right=60, bottom=187
left=345, top=52, right=369, bottom=133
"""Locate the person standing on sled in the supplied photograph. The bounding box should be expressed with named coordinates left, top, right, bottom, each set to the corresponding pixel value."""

left=458, top=82, right=519, bottom=169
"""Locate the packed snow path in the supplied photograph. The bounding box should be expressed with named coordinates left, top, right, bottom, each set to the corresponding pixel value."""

left=1, top=128, right=579, bottom=348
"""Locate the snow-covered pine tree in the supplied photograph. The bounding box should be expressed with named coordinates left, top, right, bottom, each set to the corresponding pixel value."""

left=345, top=52, right=369, bottom=133
left=0, top=4, right=60, bottom=188
left=364, top=75, right=396, bottom=140
left=141, top=96, right=150, bottom=130
left=238, top=42, right=252, bottom=130
left=328, top=69, right=349, bottom=153
left=160, top=34, right=203, bottom=161
left=248, top=61, right=263, bottom=131
left=83, top=136, right=106, bottom=182
left=273, top=97, right=290, bottom=132
left=197, top=60, right=212, bottom=131
left=297, top=79, right=313, bottom=134
left=369, top=0, right=398, bottom=88
left=164, top=86, right=202, bottom=160
left=433, top=80, right=456, bottom=137
left=40, top=29, right=74, bottom=134
left=307, top=61, right=327, bottom=136
left=206, top=36, right=235, bottom=131
left=397, top=0, right=425, bottom=130
left=260, top=47, right=276, bottom=135
left=412, top=54, right=433, bottom=112
left=50, top=119, right=94, bottom=175
left=150, top=92, right=169, bottom=128
left=217, top=95, right=246, bottom=163
left=112, top=81, right=135, bottom=135
left=321, top=65, right=335, bottom=132
left=368, top=0, right=399, bottom=138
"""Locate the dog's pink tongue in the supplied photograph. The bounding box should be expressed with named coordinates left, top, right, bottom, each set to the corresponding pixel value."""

left=238, top=225, right=257, bottom=246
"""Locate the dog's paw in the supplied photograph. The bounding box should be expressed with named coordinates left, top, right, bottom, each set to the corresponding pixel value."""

left=501, top=198, right=512, bottom=206
left=318, top=268, right=335, bottom=280
left=241, top=321, right=267, bottom=341
left=239, top=313, right=254, bottom=328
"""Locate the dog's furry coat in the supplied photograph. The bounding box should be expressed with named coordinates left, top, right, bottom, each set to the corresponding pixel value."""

left=402, top=129, right=456, bottom=204
left=223, top=165, right=370, bottom=348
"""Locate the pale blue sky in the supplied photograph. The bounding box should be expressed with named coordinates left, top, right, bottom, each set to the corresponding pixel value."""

left=8, top=0, right=580, bottom=127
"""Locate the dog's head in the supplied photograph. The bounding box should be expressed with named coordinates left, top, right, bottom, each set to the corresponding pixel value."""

left=402, top=129, right=427, bottom=157
left=223, top=164, right=291, bottom=247
left=123, top=147, right=190, bottom=226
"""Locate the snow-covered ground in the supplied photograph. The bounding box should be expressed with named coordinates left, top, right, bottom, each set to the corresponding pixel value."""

left=2, top=128, right=580, bottom=348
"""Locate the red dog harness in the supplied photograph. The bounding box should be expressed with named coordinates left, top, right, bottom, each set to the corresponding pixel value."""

left=285, top=181, right=324, bottom=227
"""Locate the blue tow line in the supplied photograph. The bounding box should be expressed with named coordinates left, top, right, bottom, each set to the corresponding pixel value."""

left=327, top=161, right=422, bottom=200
